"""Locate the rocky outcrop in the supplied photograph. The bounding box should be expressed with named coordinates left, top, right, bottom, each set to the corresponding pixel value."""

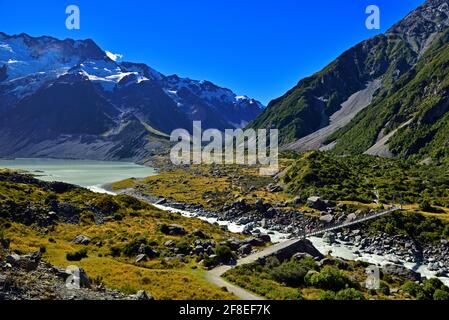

left=382, top=264, right=422, bottom=282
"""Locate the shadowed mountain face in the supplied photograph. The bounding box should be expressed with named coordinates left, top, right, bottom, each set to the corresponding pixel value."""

left=0, top=32, right=263, bottom=161
left=249, top=0, right=449, bottom=160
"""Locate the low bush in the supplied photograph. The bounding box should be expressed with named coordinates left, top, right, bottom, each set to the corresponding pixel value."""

left=215, top=245, right=236, bottom=263
left=270, top=260, right=309, bottom=287
left=335, top=288, right=366, bottom=300
left=66, top=248, right=88, bottom=261
left=305, top=266, right=358, bottom=291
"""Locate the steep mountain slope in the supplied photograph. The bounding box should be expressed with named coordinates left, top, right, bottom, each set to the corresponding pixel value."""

left=329, top=27, right=449, bottom=160
left=249, top=0, right=449, bottom=151
left=0, top=32, right=263, bottom=161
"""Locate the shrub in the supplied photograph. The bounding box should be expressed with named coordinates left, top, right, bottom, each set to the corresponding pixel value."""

left=215, top=245, right=236, bottom=263
left=110, top=246, right=121, bottom=257
left=265, top=256, right=280, bottom=269
left=122, top=238, right=155, bottom=257
left=116, top=195, right=148, bottom=210
left=159, top=224, right=170, bottom=234
left=319, top=291, right=336, bottom=300
left=423, top=278, right=448, bottom=297
left=39, top=245, right=47, bottom=254
left=113, top=212, right=124, bottom=221
left=66, top=248, right=88, bottom=261
left=433, top=289, right=449, bottom=301
left=306, top=266, right=357, bottom=291
left=335, top=288, right=366, bottom=300
left=202, top=255, right=218, bottom=268
left=270, top=260, right=309, bottom=287
left=176, top=240, right=192, bottom=255
left=91, top=196, right=119, bottom=215
left=401, top=280, right=423, bottom=297
left=80, top=211, right=95, bottom=224
left=378, top=281, right=390, bottom=296
left=419, top=200, right=433, bottom=212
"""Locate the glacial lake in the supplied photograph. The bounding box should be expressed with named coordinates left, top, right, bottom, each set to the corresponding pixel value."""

left=0, top=158, right=157, bottom=190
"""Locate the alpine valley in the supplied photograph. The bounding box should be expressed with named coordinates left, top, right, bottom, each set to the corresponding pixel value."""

left=2, top=0, right=449, bottom=303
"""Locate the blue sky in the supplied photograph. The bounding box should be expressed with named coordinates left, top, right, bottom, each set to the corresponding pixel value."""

left=0, top=0, right=424, bottom=105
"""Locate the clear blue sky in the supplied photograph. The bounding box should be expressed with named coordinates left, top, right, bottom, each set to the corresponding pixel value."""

left=0, top=0, right=424, bottom=105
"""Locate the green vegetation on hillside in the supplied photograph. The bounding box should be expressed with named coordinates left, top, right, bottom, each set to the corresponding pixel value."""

left=0, top=171, right=238, bottom=300
left=282, top=151, right=449, bottom=208
left=329, top=28, right=449, bottom=160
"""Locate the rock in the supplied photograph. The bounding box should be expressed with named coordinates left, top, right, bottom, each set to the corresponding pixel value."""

left=307, top=196, right=327, bottom=211
left=65, top=266, right=91, bottom=289
left=6, top=252, right=41, bottom=271
left=5, top=253, right=21, bottom=265
left=322, top=232, right=336, bottom=244
left=319, top=214, right=334, bottom=223
left=191, top=229, right=208, bottom=239
left=428, top=262, right=440, bottom=271
left=73, top=235, right=91, bottom=245
left=155, top=198, right=167, bottom=205
left=164, top=240, right=176, bottom=248
left=267, top=184, right=283, bottom=193
left=166, top=224, right=186, bottom=236
left=138, top=243, right=147, bottom=254
left=382, top=264, right=421, bottom=282
left=242, top=237, right=265, bottom=247
left=292, top=252, right=313, bottom=261
left=257, top=234, right=271, bottom=243
left=264, top=239, right=324, bottom=262
left=346, top=213, right=357, bottom=222
left=255, top=198, right=264, bottom=209
left=135, top=254, right=149, bottom=263
left=193, top=245, right=204, bottom=255
left=290, top=196, right=302, bottom=207
left=264, top=207, right=277, bottom=219
left=238, top=244, right=252, bottom=255
left=131, top=290, right=154, bottom=301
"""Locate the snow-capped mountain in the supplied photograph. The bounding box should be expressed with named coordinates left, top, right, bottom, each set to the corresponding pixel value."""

left=0, top=32, right=264, bottom=161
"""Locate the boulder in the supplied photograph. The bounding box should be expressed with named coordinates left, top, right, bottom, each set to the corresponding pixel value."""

left=257, top=234, right=271, bottom=243
left=262, top=239, right=324, bottom=263
left=6, top=252, right=41, bottom=271
left=135, top=254, right=149, bottom=263
left=322, top=232, right=337, bottom=244
left=155, top=198, right=167, bottom=205
left=164, top=224, right=186, bottom=236
left=319, top=214, right=334, bottom=223
left=164, top=240, right=176, bottom=248
left=238, top=244, right=252, bottom=255
left=191, top=229, right=208, bottom=239
left=193, top=245, right=204, bottom=255
left=307, top=196, right=327, bottom=211
left=267, top=184, right=283, bottom=193
left=264, top=207, right=277, bottom=219
left=242, top=237, right=265, bottom=247
left=381, top=264, right=421, bottom=282
left=131, top=290, right=154, bottom=300
left=292, top=252, right=314, bottom=261
left=73, top=235, right=92, bottom=245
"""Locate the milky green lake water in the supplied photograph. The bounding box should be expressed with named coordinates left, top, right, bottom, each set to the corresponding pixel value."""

left=0, top=158, right=157, bottom=190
